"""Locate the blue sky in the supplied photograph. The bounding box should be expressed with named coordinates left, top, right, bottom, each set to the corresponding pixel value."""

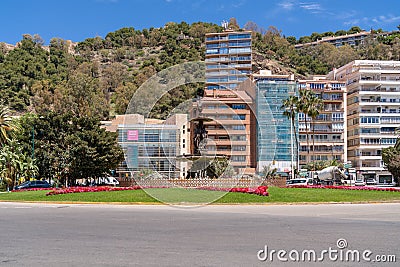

left=1, top=0, right=400, bottom=44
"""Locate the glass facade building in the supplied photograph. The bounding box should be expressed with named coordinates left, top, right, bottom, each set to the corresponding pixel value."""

left=118, top=124, right=180, bottom=178
left=253, top=71, right=298, bottom=173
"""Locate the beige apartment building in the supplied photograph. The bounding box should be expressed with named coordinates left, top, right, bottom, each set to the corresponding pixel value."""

left=297, top=76, right=347, bottom=167
left=295, top=31, right=372, bottom=49
left=329, top=60, right=400, bottom=184
left=190, top=29, right=256, bottom=175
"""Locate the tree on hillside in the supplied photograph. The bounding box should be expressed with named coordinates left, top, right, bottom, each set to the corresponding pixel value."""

left=228, top=18, right=240, bottom=30
left=112, top=82, right=137, bottom=115
left=54, top=68, right=109, bottom=119
left=0, top=34, right=49, bottom=111
left=286, top=36, right=297, bottom=45
left=100, top=62, right=130, bottom=103
left=347, top=26, right=363, bottom=34
left=244, top=21, right=266, bottom=35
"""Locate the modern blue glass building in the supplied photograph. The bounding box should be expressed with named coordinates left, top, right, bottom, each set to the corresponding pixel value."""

left=252, top=70, right=298, bottom=174
left=118, top=125, right=179, bottom=178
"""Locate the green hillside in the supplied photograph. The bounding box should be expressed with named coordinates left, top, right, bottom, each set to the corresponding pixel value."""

left=1, top=20, right=399, bottom=119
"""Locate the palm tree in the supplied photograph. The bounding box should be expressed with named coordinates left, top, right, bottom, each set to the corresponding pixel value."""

left=18, top=153, right=39, bottom=183
left=307, top=94, right=324, bottom=168
left=262, top=164, right=278, bottom=179
left=281, top=95, right=299, bottom=164
left=0, top=144, right=21, bottom=190
left=298, top=90, right=313, bottom=158
left=0, top=104, right=15, bottom=147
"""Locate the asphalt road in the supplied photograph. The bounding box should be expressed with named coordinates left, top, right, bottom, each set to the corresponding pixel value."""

left=0, top=202, right=399, bottom=266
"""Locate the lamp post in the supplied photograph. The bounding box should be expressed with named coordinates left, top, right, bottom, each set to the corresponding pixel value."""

left=286, top=106, right=297, bottom=180
left=31, top=126, right=35, bottom=180
left=31, top=126, right=34, bottom=161
left=290, top=115, right=295, bottom=180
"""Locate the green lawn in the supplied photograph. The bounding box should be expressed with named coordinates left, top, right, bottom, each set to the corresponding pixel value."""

left=1, top=187, right=400, bottom=204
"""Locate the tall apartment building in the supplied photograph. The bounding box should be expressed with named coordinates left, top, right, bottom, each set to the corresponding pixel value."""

left=250, top=70, right=297, bottom=174
left=329, top=60, right=400, bottom=184
left=205, top=30, right=252, bottom=91
left=190, top=89, right=256, bottom=174
left=297, top=77, right=347, bottom=167
left=190, top=30, right=255, bottom=175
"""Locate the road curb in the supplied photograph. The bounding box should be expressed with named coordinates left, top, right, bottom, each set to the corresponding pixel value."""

left=2, top=199, right=400, bottom=206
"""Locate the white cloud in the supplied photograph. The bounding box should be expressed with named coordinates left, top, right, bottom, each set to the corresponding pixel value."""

left=299, top=2, right=322, bottom=11
left=232, top=0, right=246, bottom=8
left=344, top=19, right=361, bottom=26
left=277, top=1, right=324, bottom=13
left=344, top=14, right=400, bottom=27
left=278, top=1, right=295, bottom=10
left=374, top=14, right=400, bottom=24
left=335, top=10, right=358, bottom=20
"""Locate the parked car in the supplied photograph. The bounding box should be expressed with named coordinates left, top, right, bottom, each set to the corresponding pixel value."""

left=286, top=178, right=314, bottom=186
left=97, top=177, right=119, bottom=186
left=14, top=180, right=51, bottom=190
left=354, top=179, right=366, bottom=186
left=366, top=178, right=377, bottom=185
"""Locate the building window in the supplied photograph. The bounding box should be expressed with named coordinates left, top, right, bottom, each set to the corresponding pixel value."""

left=228, top=34, right=251, bottom=39
left=231, top=135, right=246, bottom=141
left=231, top=156, right=246, bottom=162
left=232, top=125, right=246, bottom=130
left=360, top=117, right=380, bottom=124
left=231, top=104, right=246, bottom=109
left=232, top=146, right=246, bottom=151
left=232, top=114, right=246, bottom=120
left=310, top=83, right=325, bottom=90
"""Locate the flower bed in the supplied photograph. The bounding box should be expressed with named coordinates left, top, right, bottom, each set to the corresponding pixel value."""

left=197, top=186, right=269, bottom=196
left=288, top=185, right=400, bottom=192
left=45, top=186, right=161, bottom=196
left=44, top=185, right=269, bottom=196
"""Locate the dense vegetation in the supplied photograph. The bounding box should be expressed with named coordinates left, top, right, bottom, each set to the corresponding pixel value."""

left=0, top=108, right=124, bottom=189
left=1, top=20, right=400, bottom=118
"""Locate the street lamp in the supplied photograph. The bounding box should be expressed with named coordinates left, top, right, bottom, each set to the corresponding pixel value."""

left=286, top=106, right=297, bottom=180
left=31, top=126, right=34, bottom=160
left=31, top=126, right=35, bottom=180
left=290, top=115, right=295, bottom=180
